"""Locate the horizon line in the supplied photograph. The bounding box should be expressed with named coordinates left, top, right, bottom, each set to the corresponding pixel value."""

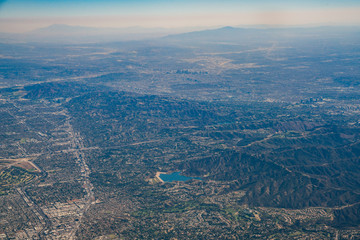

left=1, top=22, right=360, bottom=34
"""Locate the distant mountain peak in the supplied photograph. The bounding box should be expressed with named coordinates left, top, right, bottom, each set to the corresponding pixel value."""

left=220, top=26, right=236, bottom=30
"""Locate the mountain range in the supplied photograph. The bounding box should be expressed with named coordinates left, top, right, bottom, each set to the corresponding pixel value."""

left=1, top=24, right=359, bottom=44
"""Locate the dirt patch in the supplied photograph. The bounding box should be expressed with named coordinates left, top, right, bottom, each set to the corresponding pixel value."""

left=0, top=158, right=41, bottom=173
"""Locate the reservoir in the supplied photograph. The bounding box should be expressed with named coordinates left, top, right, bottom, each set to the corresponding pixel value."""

left=159, top=172, right=202, bottom=183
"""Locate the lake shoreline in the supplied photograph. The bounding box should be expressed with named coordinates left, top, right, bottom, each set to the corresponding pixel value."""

left=156, top=171, right=202, bottom=183
left=155, top=171, right=166, bottom=183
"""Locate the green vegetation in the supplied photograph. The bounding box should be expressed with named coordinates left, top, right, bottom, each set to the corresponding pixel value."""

left=132, top=200, right=220, bottom=217
left=0, top=167, right=37, bottom=195
left=1, top=28, right=360, bottom=238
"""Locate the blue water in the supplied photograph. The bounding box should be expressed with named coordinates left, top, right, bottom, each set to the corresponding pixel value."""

left=159, top=172, right=202, bottom=182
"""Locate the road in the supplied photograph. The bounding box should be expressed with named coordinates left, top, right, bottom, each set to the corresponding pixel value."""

left=17, top=187, right=52, bottom=239
left=63, top=111, right=95, bottom=240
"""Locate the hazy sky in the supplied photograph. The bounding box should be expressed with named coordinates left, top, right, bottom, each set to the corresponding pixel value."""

left=0, top=0, right=360, bottom=32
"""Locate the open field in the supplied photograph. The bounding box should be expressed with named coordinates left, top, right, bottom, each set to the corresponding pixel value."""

left=0, top=26, right=360, bottom=239
left=0, top=158, right=41, bottom=172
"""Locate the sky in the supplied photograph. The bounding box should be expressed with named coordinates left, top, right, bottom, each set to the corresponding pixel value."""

left=0, top=0, right=360, bottom=33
